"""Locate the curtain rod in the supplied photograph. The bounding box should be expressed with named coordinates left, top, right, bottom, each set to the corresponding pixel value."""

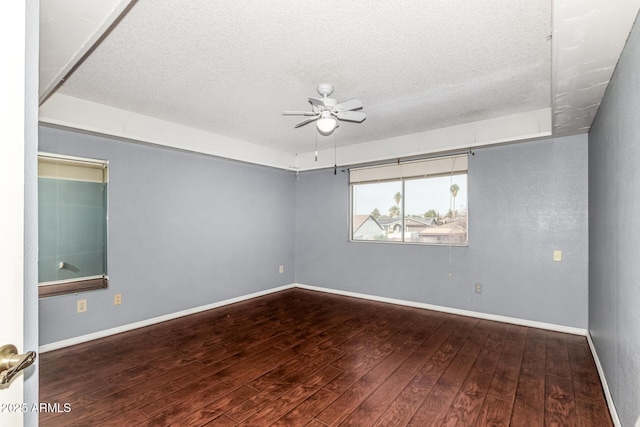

left=346, top=149, right=474, bottom=171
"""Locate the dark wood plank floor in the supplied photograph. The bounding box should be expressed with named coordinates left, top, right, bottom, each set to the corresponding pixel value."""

left=39, top=289, right=612, bottom=426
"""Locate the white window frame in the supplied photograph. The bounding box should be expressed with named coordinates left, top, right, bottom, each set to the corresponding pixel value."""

left=37, top=152, right=110, bottom=297
left=349, top=154, right=468, bottom=246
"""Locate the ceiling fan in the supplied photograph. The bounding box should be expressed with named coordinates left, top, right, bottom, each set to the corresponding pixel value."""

left=283, top=83, right=366, bottom=136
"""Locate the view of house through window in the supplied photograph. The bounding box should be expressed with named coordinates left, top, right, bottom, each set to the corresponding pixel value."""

left=350, top=155, right=468, bottom=245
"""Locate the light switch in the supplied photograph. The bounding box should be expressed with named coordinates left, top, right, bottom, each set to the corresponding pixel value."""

left=553, top=250, right=562, bottom=262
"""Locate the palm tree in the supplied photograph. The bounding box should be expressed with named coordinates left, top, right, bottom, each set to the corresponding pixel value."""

left=389, top=205, right=400, bottom=218
left=450, top=184, right=459, bottom=219
left=394, top=191, right=402, bottom=206
left=371, top=208, right=381, bottom=219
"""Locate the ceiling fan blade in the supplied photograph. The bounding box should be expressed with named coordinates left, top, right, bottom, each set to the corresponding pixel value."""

left=333, top=98, right=363, bottom=112
left=335, top=110, right=366, bottom=122
left=294, top=116, right=319, bottom=128
left=308, top=97, right=327, bottom=108
left=283, top=111, right=316, bottom=116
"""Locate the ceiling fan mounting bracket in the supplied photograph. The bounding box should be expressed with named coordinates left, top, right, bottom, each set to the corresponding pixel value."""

left=317, top=83, right=334, bottom=97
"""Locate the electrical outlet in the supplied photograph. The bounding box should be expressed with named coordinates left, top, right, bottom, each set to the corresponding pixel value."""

left=114, top=294, right=122, bottom=305
left=475, top=283, right=483, bottom=294
left=77, top=299, right=87, bottom=313
left=553, top=250, right=562, bottom=262
left=279, top=265, right=284, bottom=274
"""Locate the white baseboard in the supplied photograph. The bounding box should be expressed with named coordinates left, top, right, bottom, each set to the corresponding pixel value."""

left=40, top=282, right=588, bottom=353
left=586, top=332, right=621, bottom=427
left=294, top=283, right=588, bottom=336
left=38, top=284, right=295, bottom=353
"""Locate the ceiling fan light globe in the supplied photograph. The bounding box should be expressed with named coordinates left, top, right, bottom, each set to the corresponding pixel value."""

left=317, top=117, right=337, bottom=135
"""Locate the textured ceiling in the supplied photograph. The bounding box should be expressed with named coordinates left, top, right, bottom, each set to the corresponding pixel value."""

left=51, top=0, right=550, bottom=153
left=39, top=0, right=640, bottom=170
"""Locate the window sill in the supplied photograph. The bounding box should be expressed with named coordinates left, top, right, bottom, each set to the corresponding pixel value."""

left=39, top=277, right=109, bottom=298
left=349, top=239, right=468, bottom=247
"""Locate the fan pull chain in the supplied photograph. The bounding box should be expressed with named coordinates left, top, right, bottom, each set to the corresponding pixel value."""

left=334, top=132, right=338, bottom=175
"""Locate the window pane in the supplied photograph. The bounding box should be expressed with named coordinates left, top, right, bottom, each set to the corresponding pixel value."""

left=404, top=174, right=467, bottom=245
left=352, top=181, right=402, bottom=241
left=38, top=178, right=107, bottom=283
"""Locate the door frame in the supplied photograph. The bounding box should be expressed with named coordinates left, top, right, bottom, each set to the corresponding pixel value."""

left=0, top=1, right=40, bottom=426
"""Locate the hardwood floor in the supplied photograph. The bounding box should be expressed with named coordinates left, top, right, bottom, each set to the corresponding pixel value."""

left=39, top=289, right=612, bottom=426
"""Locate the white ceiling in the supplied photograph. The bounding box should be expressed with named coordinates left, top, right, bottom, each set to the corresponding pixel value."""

left=39, top=0, right=640, bottom=170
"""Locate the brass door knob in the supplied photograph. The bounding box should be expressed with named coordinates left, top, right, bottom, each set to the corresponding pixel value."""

left=0, top=344, right=36, bottom=385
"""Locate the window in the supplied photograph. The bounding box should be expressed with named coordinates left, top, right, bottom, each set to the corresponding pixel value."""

left=350, top=154, right=468, bottom=245
left=38, top=153, right=109, bottom=297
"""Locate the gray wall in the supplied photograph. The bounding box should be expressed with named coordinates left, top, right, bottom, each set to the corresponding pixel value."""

left=295, top=134, right=589, bottom=328
left=39, top=126, right=295, bottom=345
left=588, top=12, right=640, bottom=427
